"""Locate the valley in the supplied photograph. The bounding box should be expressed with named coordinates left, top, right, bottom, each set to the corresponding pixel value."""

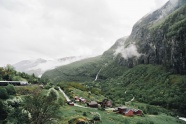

left=0, top=0, right=186, bottom=123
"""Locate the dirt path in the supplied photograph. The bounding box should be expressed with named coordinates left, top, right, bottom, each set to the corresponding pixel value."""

left=58, top=87, right=70, bottom=102
left=179, top=117, right=186, bottom=122
left=58, top=87, right=88, bottom=108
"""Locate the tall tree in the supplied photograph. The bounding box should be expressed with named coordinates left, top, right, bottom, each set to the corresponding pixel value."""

left=24, top=89, right=60, bottom=124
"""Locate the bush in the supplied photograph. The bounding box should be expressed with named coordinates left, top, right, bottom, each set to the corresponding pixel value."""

left=83, top=112, right=87, bottom=116
left=5, top=84, right=16, bottom=95
left=44, top=85, right=52, bottom=89
left=58, top=97, right=65, bottom=106
left=0, top=100, right=8, bottom=120
left=0, top=88, right=9, bottom=99
left=92, top=112, right=101, bottom=121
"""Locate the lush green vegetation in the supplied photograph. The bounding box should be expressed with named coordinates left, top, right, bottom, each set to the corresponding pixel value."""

left=1, top=1, right=185, bottom=124
left=0, top=85, right=64, bottom=123
left=41, top=2, right=186, bottom=117
left=57, top=82, right=105, bottom=101
left=59, top=105, right=185, bottom=124
left=0, top=65, right=52, bottom=123
left=42, top=56, right=104, bottom=82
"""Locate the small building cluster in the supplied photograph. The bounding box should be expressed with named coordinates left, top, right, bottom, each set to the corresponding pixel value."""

left=87, top=99, right=112, bottom=108
left=74, top=96, right=87, bottom=103
left=69, top=96, right=143, bottom=117
left=113, top=106, right=143, bottom=116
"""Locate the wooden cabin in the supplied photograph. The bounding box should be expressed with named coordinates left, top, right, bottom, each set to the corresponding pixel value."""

left=133, top=109, right=143, bottom=116
left=124, top=109, right=134, bottom=116
left=79, top=98, right=86, bottom=103
left=74, top=96, right=80, bottom=102
left=67, top=101, right=74, bottom=106
left=117, top=106, right=127, bottom=114
left=98, top=99, right=112, bottom=108
left=101, top=99, right=112, bottom=108
left=87, top=101, right=98, bottom=108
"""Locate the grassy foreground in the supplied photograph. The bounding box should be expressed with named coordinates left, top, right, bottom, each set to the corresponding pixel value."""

left=58, top=105, right=185, bottom=124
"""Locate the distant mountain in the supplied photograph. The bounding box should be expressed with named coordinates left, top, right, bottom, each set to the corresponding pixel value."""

left=13, top=56, right=87, bottom=77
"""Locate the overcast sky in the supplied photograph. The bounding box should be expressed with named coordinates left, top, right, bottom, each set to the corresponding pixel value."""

left=0, top=0, right=168, bottom=66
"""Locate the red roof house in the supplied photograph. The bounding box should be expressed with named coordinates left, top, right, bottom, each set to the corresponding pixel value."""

left=124, top=109, right=134, bottom=116
left=133, top=109, right=143, bottom=116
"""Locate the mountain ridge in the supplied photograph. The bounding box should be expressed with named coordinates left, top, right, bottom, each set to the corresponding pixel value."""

left=13, top=56, right=87, bottom=77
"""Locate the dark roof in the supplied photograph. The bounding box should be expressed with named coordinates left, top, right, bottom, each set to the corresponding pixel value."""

left=118, top=106, right=127, bottom=109
left=88, top=101, right=97, bottom=105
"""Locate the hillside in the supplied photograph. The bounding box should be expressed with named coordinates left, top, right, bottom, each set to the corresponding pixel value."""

left=42, top=0, right=186, bottom=116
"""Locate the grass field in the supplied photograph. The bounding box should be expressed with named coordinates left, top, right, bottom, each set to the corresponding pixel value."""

left=56, top=90, right=185, bottom=124
left=70, top=87, right=106, bottom=102
left=58, top=105, right=186, bottom=124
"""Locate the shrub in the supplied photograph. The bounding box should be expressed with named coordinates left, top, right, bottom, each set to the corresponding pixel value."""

left=92, top=112, right=101, bottom=121
left=58, top=97, right=65, bottom=106
left=0, top=100, right=8, bottom=120
left=44, top=85, right=52, bottom=89
left=0, top=88, right=9, bottom=99
left=83, top=112, right=87, bottom=116
left=5, top=84, right=16, bottom=95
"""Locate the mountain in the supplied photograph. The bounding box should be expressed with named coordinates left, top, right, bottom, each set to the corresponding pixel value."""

left=42, top=0, right=186, bottom=116
left=13, top=56, right=87, bottom=77
left=43, top=0, right=186, bottom=82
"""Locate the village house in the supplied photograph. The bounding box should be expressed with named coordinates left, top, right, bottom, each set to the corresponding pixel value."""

left=67, top=101, right=74, bottom=106
left=74, top=96, right=80, bottom=102
left=132, top=109, right=143, bottom=116
left=100, top=99, right=112, bottom=108
left=113, top=106, right=143, bottom=116
left=124, top=109, right=134, bottom=116
left=116, top=106, right=127, bottom=114
left=87, top=101, right=98, bottom=108
left=74, top=96, right=86, bottom=103
left=79, top=97, right=86, bottom=103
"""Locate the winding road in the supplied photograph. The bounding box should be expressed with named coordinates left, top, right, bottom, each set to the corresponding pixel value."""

left=58, top=87, right=88, bottom=108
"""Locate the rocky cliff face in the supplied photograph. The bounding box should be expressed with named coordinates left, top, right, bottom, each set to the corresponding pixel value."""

left=109, top=0, right=186, bottom=74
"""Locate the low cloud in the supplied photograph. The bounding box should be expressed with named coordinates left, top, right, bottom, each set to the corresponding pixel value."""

left=114, top=43, right=141, bottom=59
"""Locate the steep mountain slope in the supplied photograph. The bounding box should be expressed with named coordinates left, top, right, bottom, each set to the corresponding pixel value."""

left=42, top=56, right=104, bottom=82
left=42, top=0, right=186, bottom=115
left=43, top=0, right=186, bottom=82
left=124, top=0, right=186, bottom=74
left=100, top=64, right=186, bottom=115
left=13, top=56, right=86, bottom=77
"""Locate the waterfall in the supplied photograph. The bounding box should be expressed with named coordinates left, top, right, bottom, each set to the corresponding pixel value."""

left=94, top=68, right=102, bottom=82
